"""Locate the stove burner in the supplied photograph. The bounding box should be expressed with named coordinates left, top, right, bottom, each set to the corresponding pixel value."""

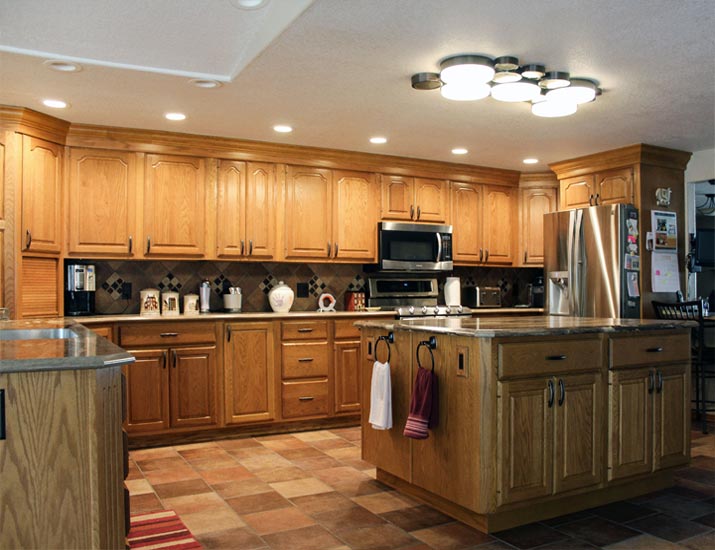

left=395, top=305, right=472, bottom=318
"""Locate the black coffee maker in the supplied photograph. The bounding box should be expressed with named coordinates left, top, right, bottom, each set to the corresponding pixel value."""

left=65, top=264, right=96, bottom=316
left=528, top=276, right=545, bottom=308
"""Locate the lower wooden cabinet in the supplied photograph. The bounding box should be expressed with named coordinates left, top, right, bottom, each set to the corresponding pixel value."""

left=281, top=379, right=329, bottom=418
left=333, top=340, right=361, bottom=414
left=123, top=348, right=170, bottom=433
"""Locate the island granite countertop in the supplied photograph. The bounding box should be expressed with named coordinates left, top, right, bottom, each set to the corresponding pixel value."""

left=0, top=319, right=134, bottom=373
left=355, top=315, right=695, bottom=338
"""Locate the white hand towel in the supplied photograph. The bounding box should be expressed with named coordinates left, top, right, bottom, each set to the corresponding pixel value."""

left=369, top=360, right=392, bottom=430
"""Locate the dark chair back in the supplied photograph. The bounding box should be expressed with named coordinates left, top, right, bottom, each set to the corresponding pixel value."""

left=652, top=300, right=704, bottom=321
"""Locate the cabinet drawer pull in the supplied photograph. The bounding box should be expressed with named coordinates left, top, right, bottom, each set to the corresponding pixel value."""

left=0, top=389, right=6, bottom=440
left=558, top=378, right=565, bottom=406
left=546, top=355, right=567, bottom=361
left=298, top=396, right=314, bottom=402
left=648, top=370, right=655, bottom=394
left=298, top=358, right=314, bottom=363
left=128, top=235, right=133, bottom=254
left=297, top=328, right=313, bottom=333
left=547, top=380, right=555, bottom=408
left=647, top=347, right=663, bottom=353
left=160, top=332, right=179, bottom=338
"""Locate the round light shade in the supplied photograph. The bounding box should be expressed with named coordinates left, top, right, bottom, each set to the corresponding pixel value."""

left=440, top=55, right=495, bottom=85
left=189, top=78, right=222, bottom=89
left=520, top=63, right=546, bottom=80
left=546, top=79, right=599, bottom=104
left=491, top=80, right=540, bottom=102
left=493, top=70, right=522, bottom=84
left=42, top=98, right=68, bottom=109
left=539, top=71, right=570, bottom=89
left=411, top=72, right=442, bottom=90
left=369, top=136, right=387, bottom=144
left=440, top=82, right=491, bottom=101
left=531, top=99, right=578, bottom=117
left=43, top=59, right=82, bottom=72
left=451, top=148, right=468, bottom=155
left=494, top=56, right=519, bottom=71
left=165, top=112, right=186, bottom=121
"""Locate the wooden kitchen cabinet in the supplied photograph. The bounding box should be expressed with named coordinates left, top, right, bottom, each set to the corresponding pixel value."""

left=332, top=170, right=378, bottom=261
left=559, top=175, right=594, bottom=210
left=450, top=182, right=483, bottom=263
left=170, top=345, right=218, bottom=428
left=143, top=154, right=207, bottom=257
left=216, top=160, right=276, bottom=259
left=483, top=185, right=516, bottom=264
left=381, top=175, right=448, bottom=223
left=21, top=136, right=62, bottom=254
left=67, top=148, right=139, bottom=257
left=333, top=319, right=362, bottom=414
left=559, top=168, right=634, bottom=210
left=123, top=348, right=170, bottom=433
left=224, top=322, right=276, bottom=425
left=518, top=183, right=557, bottom=266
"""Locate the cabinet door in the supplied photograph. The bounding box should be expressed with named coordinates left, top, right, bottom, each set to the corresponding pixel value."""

left=68, top=149, right=138, bottom=256
left=284, top=166, right=332, bottom=259
left=123, top=349, right=170, bottom=433
left=216, top=160, right=246, bottom=258
left=144, top=154, right=206, bottom=257
left=554, top=372, right=604, bottom=494
left=333, top=170, right=378, bottom=261
left=224, top=322, right=276, bottom=424
left=483, top=185, right=515, bottom=264
left=654, top=364, right=690, bottom=470
left=520, top=187, right=557, bottom=266
left=170, top=345, right=218, bottom=428
left=497, top=377, right=554, bottom=505
left=381, top=174, right=414, bottom=220
left=594, top=167, right=634, bottom=206
left=450, top=182, right=483, bottom=264
left=414, top=178, right=448, bottom=223
left=334, top=340, right=361, bottom=414
left=244, top=162, right=276, bottom=259
left=21, top=136, right=61, bottom=254
left=608, top=367, right=653, bottom=481
left=560, top=175, right=594, bottom=210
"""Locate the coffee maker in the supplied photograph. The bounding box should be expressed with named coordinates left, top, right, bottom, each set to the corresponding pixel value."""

left=65, top=264, right=96, bottom=316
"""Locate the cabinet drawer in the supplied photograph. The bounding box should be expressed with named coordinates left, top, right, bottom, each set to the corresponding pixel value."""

left=281, top=320, right=328, bottom=340
left=610, top=333, right=690, bottom=368
left=282, top=342, right=329, bottom=379
left=281, top=380, right=328, bottom=418
left=334, top=319, right=361, bottom=340
left=498, top=337, right=602, bottom=378
left=118, top=322, right=216, bottom=347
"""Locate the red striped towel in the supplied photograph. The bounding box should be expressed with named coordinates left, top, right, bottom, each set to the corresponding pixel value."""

left=403, top=367, right=436, bottom=439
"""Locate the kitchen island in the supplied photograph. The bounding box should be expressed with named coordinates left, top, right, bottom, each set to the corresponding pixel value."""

left=357, top=316, right=694, bottom=532
left=0, top=320, right=134, bottom=549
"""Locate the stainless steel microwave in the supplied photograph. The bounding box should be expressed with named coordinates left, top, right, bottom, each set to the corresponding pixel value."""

left=378, top=222, right=453, bottom=271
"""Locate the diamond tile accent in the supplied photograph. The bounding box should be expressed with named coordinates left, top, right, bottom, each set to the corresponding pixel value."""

left=259, top=274, right=276, bottom=295
left=308, top=275, right=326, bottom=297
left=101, top=271, right=124, bottom=300
left=346, top=274, right=365, bottom=292
left=211, top=274, right=232, bottom=295
left=158, top=272, right=183, bottom=292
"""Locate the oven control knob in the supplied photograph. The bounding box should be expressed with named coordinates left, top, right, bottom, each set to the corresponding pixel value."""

left=457, top=305, right=463, bottom=313
left=445, top=305, right=452, bottom=314
left=408, top=306, right=415, bottom=315
left=421, top=305, right=429, bottom=315
left=433, top=305, right=441, bottom=315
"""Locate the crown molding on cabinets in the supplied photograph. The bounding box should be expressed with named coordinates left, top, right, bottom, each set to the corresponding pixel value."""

left=518, top=172, right=558, bottom=189
left=0, top=106, right=70, bottom=145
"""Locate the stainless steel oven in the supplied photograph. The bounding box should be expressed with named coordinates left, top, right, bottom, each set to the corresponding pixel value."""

left=378, top=222, right=453, bottom=271
left=367, top=276, right=471, bottom=318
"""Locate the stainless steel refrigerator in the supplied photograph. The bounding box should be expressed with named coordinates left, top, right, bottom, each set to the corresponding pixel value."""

left=544, top=204, right=641, bottom=318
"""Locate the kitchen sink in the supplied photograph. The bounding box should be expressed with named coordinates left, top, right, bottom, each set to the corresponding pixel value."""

left=0, top=328, right=78, bottom=341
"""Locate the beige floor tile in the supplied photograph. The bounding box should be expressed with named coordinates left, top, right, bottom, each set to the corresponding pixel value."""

left=270, top=477, right=334, bottom=499
left=260, top=436, right=312, bottom=451
left=144, top=465, right=201, bottom=485
left=351, top=490, right=417, bottom=514
left=242, top=506, right=316, bottom=535
left=213, top=477, right=273, bottom=499
left=194, top=526, right=266, bottom=550
left=161, top=492, right=228, bottom=515
left=312, top=466, right=372, bottom=485
left=255, top=466, right=312, bottom=483
left=324, top=446, right=362, bottom=461
left=290, top=491, right=356, bottom=516
left=293, top=430, right=340, bottom=442
left=239, top=454, right=295, bottom=472
left=129, top=447, right=179, bottom=460
left=261, top=524, right=345, bottom=550
left=125, top=478, right=155, bottom=496
left=604, top=533, right=690, bottom=549
left=179, top=506, right=246, bottom=535
left=199, top=465, right=255, bottom=485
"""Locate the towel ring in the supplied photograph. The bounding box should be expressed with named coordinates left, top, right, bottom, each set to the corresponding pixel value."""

left=416, top=336, right=437, bottom=371
left=375, top=332, right=394, bottom=363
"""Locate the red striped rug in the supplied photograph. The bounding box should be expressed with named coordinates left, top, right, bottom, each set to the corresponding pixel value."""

left=129, top=510, right=202, bottom=549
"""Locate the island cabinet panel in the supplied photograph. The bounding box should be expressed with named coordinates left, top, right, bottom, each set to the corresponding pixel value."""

left=224, top=322, right=276, bottom=425
left=333, top=339, right=361, bottom=414
left=170, top=345, right=218, bottom=428
left=654, top=363, right=689, bottom=470
left=123, top=348, right=170, bottom=432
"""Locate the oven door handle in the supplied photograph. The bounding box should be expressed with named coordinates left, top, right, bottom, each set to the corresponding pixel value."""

left=436, top=232, right=442, bottom=263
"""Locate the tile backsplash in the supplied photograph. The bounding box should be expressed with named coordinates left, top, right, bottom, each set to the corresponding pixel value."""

left=88, top=260, right=543, bottom=315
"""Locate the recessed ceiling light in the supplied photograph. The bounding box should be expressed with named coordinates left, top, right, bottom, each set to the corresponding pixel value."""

left=273, top=124, right=293, bottom=133
left=369, top=136, right=387, bottom=144
left=42, top=99, right=68, bottom=109
left=43, top=59, right=82, bottom=72
left=230, top=0, right=269, bottom=9
left=189, top=79, right=222, bottom=89
left=523, top=158, right=539, bottom=164
left=165, top=112, right=186, bottom=121
left=452, top=148, right=468, bottom=155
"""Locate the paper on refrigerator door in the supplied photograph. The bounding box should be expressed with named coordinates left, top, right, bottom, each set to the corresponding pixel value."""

left=651, top=251, right=681, bottom=293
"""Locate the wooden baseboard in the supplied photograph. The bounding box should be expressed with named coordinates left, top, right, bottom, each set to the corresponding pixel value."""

left=376, top=469, right=675, bottom=533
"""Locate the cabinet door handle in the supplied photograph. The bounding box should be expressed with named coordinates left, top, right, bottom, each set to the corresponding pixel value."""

left=160, top=332, right=179, bottom=338
left=171, top=350, right=177, bottom=368
left=334, top=242, right=339, bottom=257
left=479, top=248, right=483, bottom=262
left=588, top=194, right=593, bottom=206
left=524, top=251, right=527, bottom=264
left=297, top=328, right=313, bottom=333
left=0, top=389, right=6, bottom=440
left=25, top=229, right=32, bottom=250
left=327, top=241, right=331, bottom=257
left=656, top=370, right=663, bottom=393
left=546, top=355, right=567, bottom=361
left=558, top=378, right=565, bottom=406
left=595, top=193, right=600, bottom=205
left=226, top=325, right=232, bottom=342
left=249, top=239, right=253, bottom=255
left=128, top=235, right=133, bottom=254
left=417, top=206, right=421, bottom=219
left=484, top=249, right=489, bottom=262
left=240, top=240, right=245, bottom=255
left=298, top=396, right=314, bottom=401
left=547, top=380, right=555, bottom=408
left=298, top=357, right=314, bottom=362
left=146, top=236, right=151, bottom=254
left=161, top=350, right=168, bottom=369
left=647, top=347, right=663, bottom=353
left=410, top=205, right=414, bottom=219
left=648, top=370, right=655, bottom=394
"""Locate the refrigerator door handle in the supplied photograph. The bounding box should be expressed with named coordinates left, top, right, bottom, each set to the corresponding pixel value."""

left=572, top=209, right=584, bottom=316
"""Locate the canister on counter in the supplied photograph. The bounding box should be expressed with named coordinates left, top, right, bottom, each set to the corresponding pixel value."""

left=161, top=291, right=180, bottom=316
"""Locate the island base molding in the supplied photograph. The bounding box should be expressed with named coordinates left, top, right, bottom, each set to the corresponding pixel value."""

left=376, top=468, right=676, bottom=533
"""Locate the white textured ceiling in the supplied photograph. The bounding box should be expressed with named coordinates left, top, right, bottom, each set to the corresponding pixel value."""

left=0, top=0, right=713, bottom=171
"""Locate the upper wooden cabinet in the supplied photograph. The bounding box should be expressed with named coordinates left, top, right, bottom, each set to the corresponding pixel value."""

left=381, top=175, right=448, bottom=223
left=143, top=154, right=207, bottom=257
left=21, top=136, right=62, bottom=254
left=450, top=182, right=516, bottom=265
left=518, top=175, right=558, bottom=267
left=559, top=168, right=634, bottom=210
left=284, top=166, right=378, bottom=261
left=67, top=149, right=139, bottom=257
left=216, top=160, right=276, bottom=259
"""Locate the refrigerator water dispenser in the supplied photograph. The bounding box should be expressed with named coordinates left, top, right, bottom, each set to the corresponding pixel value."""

left=548, top=271, right=569, bottom=315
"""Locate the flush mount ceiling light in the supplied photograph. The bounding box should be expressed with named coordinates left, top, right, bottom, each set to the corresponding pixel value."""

left=523, top=158, right=539, bottom=164
left=230, top=0, right=269, bottom=9
left=165, top=112, right=186, bottom=121
left=43, top=59, right=82, bottom=72
left=273, top=124, right=293, bottom=133
left=369, top=136, right=387, bottom=144
left=451, top=148, right=468, bottom=155
left=411, top=52, right=600, bottom=117
left=42, top=98, right=68, bottom=109
left=189, top=78, right=222, bottom=89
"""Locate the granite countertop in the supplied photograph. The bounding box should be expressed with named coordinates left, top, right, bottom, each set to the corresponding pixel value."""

left=0, top=320, right=135, bottom=373
left=354, top=315, right=696, bottom=338
left=71, top=307, right=541, bottom=324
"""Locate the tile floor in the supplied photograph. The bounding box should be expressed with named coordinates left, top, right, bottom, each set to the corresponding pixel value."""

left=128, top=425, right=715, bottom=550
